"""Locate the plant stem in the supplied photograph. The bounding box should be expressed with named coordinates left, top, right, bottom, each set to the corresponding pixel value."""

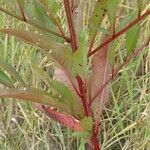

left=76, top=75, right=90, bottom=116
left=90, top=37, right=150, bottom=104
left=89, top=125, right=100, bottom=150
left=88, top=10, right=150, bottom=57
left=0, top=7, right=70, bottom=42
left=63, top=0, right=78, bottom=52
left=63, top=0, right=91, bottom=118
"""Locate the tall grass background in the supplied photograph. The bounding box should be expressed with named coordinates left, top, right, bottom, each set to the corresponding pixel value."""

left=0, top=0, right=150, bottom=150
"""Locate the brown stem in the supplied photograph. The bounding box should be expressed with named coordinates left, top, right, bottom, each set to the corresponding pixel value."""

left=90, top=37, right=150, bottom=104
left=0, top=7, right=70, bottom=42
left=88, top=10, right=150, bottom=57
left=63, top=0, right=78, bottom=52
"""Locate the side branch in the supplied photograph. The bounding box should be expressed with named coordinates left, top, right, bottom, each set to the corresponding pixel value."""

left=0, top=7, right=70, bottom=42
left=37, top=0, right=67, bottom=39
left=88, top=10, right=150, bottom=57
left=16, top=0, right=27, bottom=21
left=90, top=37, right=150, bottom=104
left=63, top=0, right=77, bottom=51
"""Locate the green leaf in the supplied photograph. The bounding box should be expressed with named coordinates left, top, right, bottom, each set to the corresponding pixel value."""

left=0, top=87, right=53, bottom=105
left=72, top=29, right=88, bottom=78
left=0, top=29, right=74, bottom=75
left=80, top=117, right=93, bottom=131
left=32, top=65, right=76, bottom=111
left=108, top=40, right=118, bottom=65
left=72, top=131, right=90, bottom=139
left=33, top=0, right=52, bottom=28
left=107, top=0, right=119, bottom=31
left=44, top=0, right=59, bottom=14
left=125, top=24, right=140, bottom=54
left=0, top=70, right=14, bottom=88
left=89, top=0, right=108, bottom=41
left=117, top=12, right=137, bottom=32
left=0, top=87, right=70, bottom=112
left=0, top=59, right=26, bottom=86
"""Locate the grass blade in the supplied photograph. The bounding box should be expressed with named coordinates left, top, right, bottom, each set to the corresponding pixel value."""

left=0, top=59, right=26, bottom=86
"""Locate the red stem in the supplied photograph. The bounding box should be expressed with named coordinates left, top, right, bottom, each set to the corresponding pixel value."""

left=63, top=1, right=90, bottom=118
left=88, top=10, right=150, bottom=57
left=89, top=125, right=100, bottom=150
left=76, top=75, right=90, bottom=116
left=63, top=0, right=78, bottom=52
left=90, top=37, right=150, bottom=104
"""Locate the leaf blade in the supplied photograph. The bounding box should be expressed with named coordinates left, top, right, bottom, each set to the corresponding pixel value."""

left=125, top=24, right=140, bottom=54
left=0, top=29, right=73, bottom=73
left=89, top=0, right=108, bottom=42
left=0, top=70, right=14, bottom=88
left=0, top=59, right=26, bottom=86
left=0, top=87, right=70, bottom=113
left=35, top=104, right=82, bottom=131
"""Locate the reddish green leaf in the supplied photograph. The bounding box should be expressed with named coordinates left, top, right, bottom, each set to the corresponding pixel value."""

left=32, top=65, right=79, bottom=112
left=53, top=68, right=84, bottom=119
left=0, top=87, right=70, bottom=113
left=0, top=29, right=73, bottom=73
left=35, top=104, right=83, bottom=131
left=90, top=35, right=111, bottom=121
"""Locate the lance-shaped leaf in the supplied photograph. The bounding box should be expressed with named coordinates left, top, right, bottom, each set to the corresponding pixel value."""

left=32, top=64, right=84, bottom=117
left=0, top=59, right=26, bottom=86
left=0, top=70, right=14, bottom=88
left=72, top=29, right=88, bottom=78
left=33, top=0, right=56, bottom=30
left=117, top=12, right=137, bottom=32
left=0, top=87, right=71, bottom=113
left=107, top=0, right=119, bottom=32
left=89, top=0, right=108, bottom=44
left=125, top=24, right=140, bottom=54
left=90, top=35, right=111, bottom=121
left=35, top=104, right=83, bottom=131
left=0, top=29, right=73, bottom=74
left=54, top=69, right=85, bottom=119
left=72, top=0, right=85, bottom=41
